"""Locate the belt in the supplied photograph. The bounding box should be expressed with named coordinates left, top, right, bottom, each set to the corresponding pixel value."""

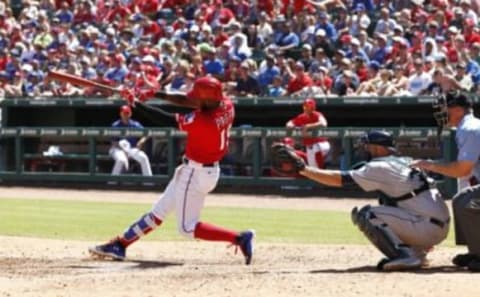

left=183, top=157, right=217, bottom=168
left=396, top=184, right=431, bottom=201
left=430, top=217, right=450, bottom=229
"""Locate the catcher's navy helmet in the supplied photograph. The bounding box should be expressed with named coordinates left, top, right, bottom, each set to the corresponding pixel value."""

left=359, top=130, right=394, bottom=149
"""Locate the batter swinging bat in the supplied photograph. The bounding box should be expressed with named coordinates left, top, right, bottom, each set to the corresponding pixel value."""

left=46, top=70, right=120, bottom=92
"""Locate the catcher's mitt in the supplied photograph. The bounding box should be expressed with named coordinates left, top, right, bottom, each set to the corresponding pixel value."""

left=270, top=143, right=306, bottom=176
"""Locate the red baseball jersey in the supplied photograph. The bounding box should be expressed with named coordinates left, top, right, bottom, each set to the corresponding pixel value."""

left=176, top=97, right=235, bottom=163
left=290, top=111, right=327, bottom=146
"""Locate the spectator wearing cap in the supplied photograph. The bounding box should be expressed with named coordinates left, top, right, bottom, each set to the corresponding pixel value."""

left=203, top=47, right=225, bottom=79
left=299, top=44, right=314, bottom=70
left=358, top=30, right=373, bottom=57
left=465, top=49, right=480, bottom=85
left=132, top=0, right=160, bottom=17
left=139, top=16, right=163, bottom=45
left=287, top=62, right=313, bottom=95
left=387, top=37, right=411, bottom=69
left=464, top=18, right=480, bottom=46
left=33, top=23, right=53, bottom=49
left=426, top=21, right=441, bottom=39
left=231, top=62, right=261, bottom=97
left=273, top=21, right=300, bottom=54
left=257, top=11, right=273, bottom=44
left=105, top=0, right=132, bottom=23
left=371, top=34, right=390, bottom=65
left=460, top=0, right=478, bottom=24
left=267, top=75, right=287, bottom=97
left=3, top=71, right=23, bottom=97
left=351, top=0, right=374, bottom=12
left=406, top=58, right=432, bottom=96
left=312, top=67, right=332, bottom=95
left=315, top=11, right=337, bottom=41
left=164, top=59, right=193, bottom=92
left=454, top=61, right=474, bottom=92
left=333, top=4, right=351, bottom=33
left=470, top=42, right=480, bottom=65
left=54, top=2, right=73, bottom=24
left=257, top=55, right=280, bottom=94
left=206, top=0, right=235, bottom=28
left=309, top=48, right=333, bottom=74
left=449, top=8, right=465, bottom=29
left=335, top=69, right=357, bottom=96
left=248, top=24, right=266, bottom=49
left=105, top=54, right=128, bottom=84
left=349, top=3, right=371, bottom=37
left=313, top=28, right=335, bottom=58
left=434, top=53, right=454, bottom=76
left=230, top=0, right=250, bottom=20
left=72, top=0, right=95, bottom=26
left=141, top=55, right=162, bottom=85
left=78, top=55, right=95, bottom=79
left=346, top=38, right=370, bottom=64
left=374, top=8, right=397, bottom=36
left=353, top=55, right=368, bottom=82
left=448, top=34, right=467, bottom=65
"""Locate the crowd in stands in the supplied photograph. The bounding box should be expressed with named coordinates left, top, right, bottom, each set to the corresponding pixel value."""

left=1, top=0, right=480, bottom=99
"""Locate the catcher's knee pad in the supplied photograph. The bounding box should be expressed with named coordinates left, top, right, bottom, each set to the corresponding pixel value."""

left=353, top=206, right=404, bottom=259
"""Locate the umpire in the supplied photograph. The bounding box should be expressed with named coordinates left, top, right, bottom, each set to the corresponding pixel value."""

left=412, top=91, right=480, bottom=272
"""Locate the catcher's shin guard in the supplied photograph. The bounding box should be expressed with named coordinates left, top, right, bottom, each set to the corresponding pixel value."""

left=119, top=212, right=162, bottom=247
left=352, top=206, right=405, bottom=259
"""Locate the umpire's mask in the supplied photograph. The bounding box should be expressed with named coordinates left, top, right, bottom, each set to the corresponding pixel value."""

left=433, top=91, right=473, bottom=139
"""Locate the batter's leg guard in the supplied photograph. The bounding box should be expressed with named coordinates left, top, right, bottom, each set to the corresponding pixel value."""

left=352, top=206, right=419, bottom=270
left=118, top=212, right=162, bottom=247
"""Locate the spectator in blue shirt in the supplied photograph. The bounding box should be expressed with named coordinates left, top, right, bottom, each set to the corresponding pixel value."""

left=371, top=34, right=390, bottom=65
left=274, top=21, right=300, bottom=54
left=257, top=55, right=280, bottom=93
left=105, top=54, right=128, bottom=83
left=268, top=75, right=287, bottom=97
left=203, top=48, right=225, bottom=78
left=316, top=12, right=337, bottom=42
left=55, top=2, right=74, bottom=24
left=351, top=0, right=375, bottom=13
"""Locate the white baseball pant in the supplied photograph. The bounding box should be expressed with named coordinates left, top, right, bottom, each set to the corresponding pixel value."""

left=109, top=146, right=153, bottom=176
left=306, top=141, right=330, bottom=168
left=151, top=159, right=220, bottom=238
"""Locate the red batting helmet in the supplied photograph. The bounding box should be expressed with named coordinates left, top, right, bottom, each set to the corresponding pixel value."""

left=303, top=98, right=316, bottom=109
left=120, top=105, right=132, bottom=115
left=187, top=76, right=224, bottom=101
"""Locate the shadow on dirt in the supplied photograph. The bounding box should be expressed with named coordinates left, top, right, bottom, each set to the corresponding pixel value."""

left=309, top=265, right=470, bottom=274
left=71, top=259, right=184, bottom=271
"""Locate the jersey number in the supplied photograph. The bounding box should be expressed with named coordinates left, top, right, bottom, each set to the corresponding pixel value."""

left=219, top=125, right=231, bottom=150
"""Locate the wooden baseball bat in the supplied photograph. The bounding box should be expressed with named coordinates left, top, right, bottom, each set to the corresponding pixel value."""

left=46, top=70, right=120, bottom=92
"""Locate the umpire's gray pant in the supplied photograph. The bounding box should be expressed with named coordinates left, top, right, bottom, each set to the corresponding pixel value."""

left=453, top=184, right=480, bottom=255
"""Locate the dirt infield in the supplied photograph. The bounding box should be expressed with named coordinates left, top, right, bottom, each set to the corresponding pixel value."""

left=0, top=187, right=477, bottom=297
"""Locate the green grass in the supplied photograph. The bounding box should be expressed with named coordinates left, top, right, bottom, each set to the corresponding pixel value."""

left=0, top=198, right=456, bottom=246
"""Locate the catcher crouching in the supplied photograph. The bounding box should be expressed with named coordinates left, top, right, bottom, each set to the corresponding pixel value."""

left=271, top=130, right=450, bottom=271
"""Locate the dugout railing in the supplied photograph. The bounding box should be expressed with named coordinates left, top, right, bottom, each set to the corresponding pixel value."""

left=0, top=126, right=458, bottom=196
